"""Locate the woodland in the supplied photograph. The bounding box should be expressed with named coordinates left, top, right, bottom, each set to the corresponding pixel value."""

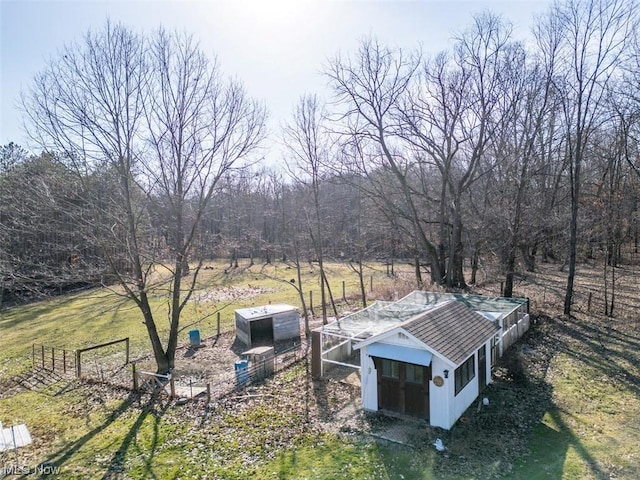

left=1, top=0, right=639, bottom=372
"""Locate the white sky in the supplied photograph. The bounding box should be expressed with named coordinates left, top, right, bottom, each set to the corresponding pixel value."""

left=1, top=0, right=550, bottom=163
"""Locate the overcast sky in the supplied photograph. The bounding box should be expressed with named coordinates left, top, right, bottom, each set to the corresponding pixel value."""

left=1, top=0, right=550, bottom=162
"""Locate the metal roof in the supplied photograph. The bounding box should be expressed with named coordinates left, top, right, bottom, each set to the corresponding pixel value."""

left=235, top=304, right=298, bottom=320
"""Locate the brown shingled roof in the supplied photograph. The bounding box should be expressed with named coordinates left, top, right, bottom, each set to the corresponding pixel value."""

left=402, top=300, right=500, bottom=366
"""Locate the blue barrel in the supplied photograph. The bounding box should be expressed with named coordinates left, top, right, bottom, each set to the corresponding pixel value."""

left=235, top=359, right=249, bottom=386
left=189, top=329, right=201, bottom=346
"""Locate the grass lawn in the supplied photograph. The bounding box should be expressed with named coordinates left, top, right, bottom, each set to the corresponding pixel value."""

left=0, top=260, right=398, bottom=378
left=0, top=260, right=639, bottom=479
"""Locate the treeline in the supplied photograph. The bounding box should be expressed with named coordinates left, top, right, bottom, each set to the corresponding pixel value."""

left=2, top=0, right=640, bottom=317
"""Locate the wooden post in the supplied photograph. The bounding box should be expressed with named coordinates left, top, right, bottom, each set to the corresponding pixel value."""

left=52, top=347, right=55, bottom=371
left=342, top=281, right=346, bottom=301
left=41, top=345, right=45, bottom=369
left=206, top=383, right=211, bottom=404
left=217, top=312, right=221, bottom=337
left=75, top=350, right=81, bottom=378
left=132, top=363, right=138, bottom=391
left=309, top=290, right=314, bottom=313
left=588, top=292, right=592, bottom=312
left=370, top=275, right=373, bottom=293
left=63, top=349, right=66, bottom=374
left=125, top=338, right=130, bottom=364
left=170, top=377, right=176, bottom=398
left=32, top=344, right=35, bottom=368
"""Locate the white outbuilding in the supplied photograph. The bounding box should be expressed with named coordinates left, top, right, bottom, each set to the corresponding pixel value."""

left=311, top=291, right=530, bottom=430
left=235, top=304, right=300, bottom=348
left=354, top=300, right=499, bottom=429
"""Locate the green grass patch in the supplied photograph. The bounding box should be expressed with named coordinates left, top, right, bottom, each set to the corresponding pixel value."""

left=513, top=347, right=640, bottom=480
left=0, top=260, right=397, bottom=377
left=255, top=434, right=438, bottom=480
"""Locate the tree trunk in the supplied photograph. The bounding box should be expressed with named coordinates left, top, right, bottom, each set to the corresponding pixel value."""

left=357, top=258, right=367, bottom=308
left=415, top=255, right=423, bottom=288
left=470, top=249, right=479, bottom=285
left=564, top=139, right=583, bottom=316
left=293, top=239, right=311, bottom=339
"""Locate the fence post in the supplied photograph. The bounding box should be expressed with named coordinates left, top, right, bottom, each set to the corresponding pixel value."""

left=370, top=275, right=373, bottom=293
left=125, top=338, right=130, bottom=364
left=132, top=363, right=138, bottom=391
left=342, top=281, right=346, bottom=301
left=41, top=345, right=45, bottom=369
left=170, top=377, right=176, bottom=398
left=32, top=344, right=35, bottom=368
left=52, top=347, right=55, bottom=371
left=206, top=383, right=211, bottom=404
left=63, top=349, right=66, bottom=374
left=309, top=290, right=314, bottom=314
left=75, top=350, right=81, bottom=378
left=588, top=292, right=592, bottom=312
left=217, top=312, right=221, bottom=337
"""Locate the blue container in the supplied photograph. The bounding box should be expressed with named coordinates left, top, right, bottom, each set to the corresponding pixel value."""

left=235, top=359, right=249, bottom=386
left=189, top=329, right=201, bottom=346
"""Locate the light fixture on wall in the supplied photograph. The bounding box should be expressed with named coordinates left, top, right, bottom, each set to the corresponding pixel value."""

left=443, top=370, right=449, bottom=379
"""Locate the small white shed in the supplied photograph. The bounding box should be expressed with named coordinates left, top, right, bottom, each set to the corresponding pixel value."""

left=235, top=304, right=300, bottom=348
left=354, top=300, right=500, bottom=430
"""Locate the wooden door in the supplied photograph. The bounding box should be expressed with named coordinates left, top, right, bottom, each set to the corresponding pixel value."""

left=404, top=363, right=429, bottom=418
left=376, top=358, right=429, bottom=419
left=377, top=358, right=401, bottom=412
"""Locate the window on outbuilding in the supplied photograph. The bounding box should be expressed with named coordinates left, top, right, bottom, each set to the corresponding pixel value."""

left=405, top=363, right=424, bottom=383
left=454, top=354, right=475, bottom=395
left=381, top=359, right=400, bottom=379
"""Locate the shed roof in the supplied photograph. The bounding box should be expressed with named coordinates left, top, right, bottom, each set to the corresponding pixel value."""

left=401, top=300, right=500, bottom=366
left=235, top=304, right=298, bottom=320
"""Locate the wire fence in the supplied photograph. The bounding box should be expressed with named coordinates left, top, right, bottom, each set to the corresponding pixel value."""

left=132, top=343, right=306, bottom=402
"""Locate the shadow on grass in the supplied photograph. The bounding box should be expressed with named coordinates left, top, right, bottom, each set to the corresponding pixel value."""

left=552, top=315, right=640, bottom=397
left=18, top=389, right=173, bottom=480
left=509, top=312, right=636, bottom=479
left=102, top=395, right=171, bottom=480
left=18, top=391, right=141, bottom=479
left=513, top=407, right=609, bottom=480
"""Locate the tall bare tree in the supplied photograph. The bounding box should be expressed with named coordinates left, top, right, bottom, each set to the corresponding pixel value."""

left=401, top=13, right=517, bottom=288
left=282, top=94, right=338, bottom=323
left=23, top=22, right=265, bottom=372
left=535, top=0, right=636, bottom=315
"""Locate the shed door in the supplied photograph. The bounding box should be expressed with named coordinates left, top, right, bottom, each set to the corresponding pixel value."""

left=377, top=358, right=401, bottom=412
left=250, top=317, right=274, bottom=346
left=404, top=363, right=429, bottom=418
left=375, top=358, right=429, bottom=419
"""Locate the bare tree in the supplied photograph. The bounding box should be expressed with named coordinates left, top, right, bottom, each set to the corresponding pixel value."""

left=282, top=94, right=337, bottom=323
left=22, top=22, right=266, bottom=372
left=535, top=0, right=636, bottom=315
left=401, top=13, right=517, bottom=288
left=326, top=39, right=445, bottom=284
